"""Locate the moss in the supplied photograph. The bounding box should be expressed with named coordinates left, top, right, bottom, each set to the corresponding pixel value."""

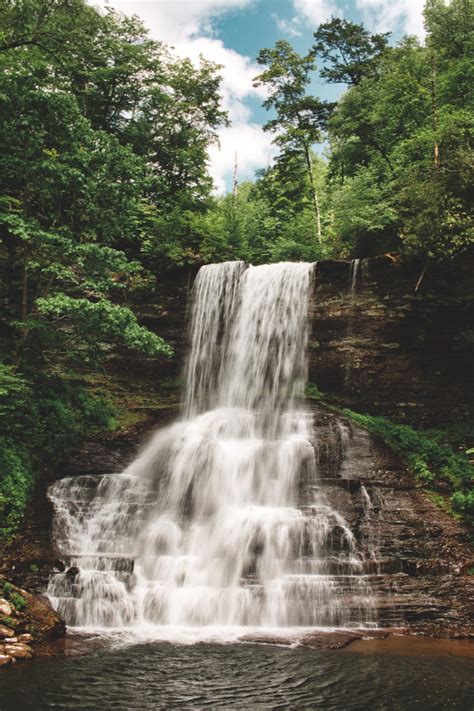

left=0, top=615, right=17, bottom=629
left=9, top=592, right=26, bottom=612
left=1, top=581, right=13, bottom=598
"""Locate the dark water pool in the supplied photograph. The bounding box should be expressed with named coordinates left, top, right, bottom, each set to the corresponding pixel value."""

left=1, top=638, right=473, bottom=710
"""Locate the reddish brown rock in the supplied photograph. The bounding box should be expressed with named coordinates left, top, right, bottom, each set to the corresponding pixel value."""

left=0, top=576, right=65, bottom=642
left=0, top=625, right=15, bottom=639
left=4, top=643, right=33, bottom=659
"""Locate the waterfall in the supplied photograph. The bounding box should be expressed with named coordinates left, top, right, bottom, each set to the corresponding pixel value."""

left=47, top=261, right=375, bottom=631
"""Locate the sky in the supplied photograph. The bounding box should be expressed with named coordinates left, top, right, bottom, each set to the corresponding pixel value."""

left=94, top=0, right=427, bottom=193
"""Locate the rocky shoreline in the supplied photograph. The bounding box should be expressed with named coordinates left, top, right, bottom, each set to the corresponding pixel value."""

left=0, top=576, right=64, bottom=667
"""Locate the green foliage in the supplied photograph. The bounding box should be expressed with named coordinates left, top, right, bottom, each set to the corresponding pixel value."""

left=305, top=382, right=325, bottom=400
left=0, top=366, right=119, bottom=541
left=312, top=17, right=390, bottom=85
left=452, top=490, right=474, bottom=523
left=36, top=295, right=172, bottom=360
left=2, top=582, right=13, bottom=598
left=9, top=592, right=26, bottom=612
left=0, top=616, right=17, bottom=630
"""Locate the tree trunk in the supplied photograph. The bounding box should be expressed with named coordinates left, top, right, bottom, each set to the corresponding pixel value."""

left=430, top=49, right=440, bottom=171
left=304, top=146, right=322, bottom=244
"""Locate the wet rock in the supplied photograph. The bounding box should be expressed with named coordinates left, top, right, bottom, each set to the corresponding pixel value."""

left=309, top=254, right=473, bottom=426
left=238, top=633, right=293, bottom=646
left=360, top=629, right=390, bottom=639
left=0, top=598, right=12, bottom=616
left=4, top=643, right=33, bottom=659
left=65, top=566, right=80, bottom=579
left=0, top=625, right=15, bottom=639
left=300, top=631, right=363, bottom=649
left=18, top=633, right=33, bottom=643
left=0, top=576, right=65, bottom=641
left=0, top=654, right=12, bottom=667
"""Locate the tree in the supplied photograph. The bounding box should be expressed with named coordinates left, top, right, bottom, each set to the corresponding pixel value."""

left=254, top=40, right=333, bottom=244
left=312, top=17, right=389, bottom=86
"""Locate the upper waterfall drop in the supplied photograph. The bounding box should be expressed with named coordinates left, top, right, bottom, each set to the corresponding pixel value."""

left=47, top=261, right=375, bottom=632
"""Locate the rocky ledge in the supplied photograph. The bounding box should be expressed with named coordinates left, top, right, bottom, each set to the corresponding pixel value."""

left=0, top=575, right=65, bottom=668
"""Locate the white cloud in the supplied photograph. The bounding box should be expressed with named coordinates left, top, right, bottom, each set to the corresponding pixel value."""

left=274, top=0, right=338, bottom=40
left=355, top=0, right=426, bottom=39
left=92, top=0, right=271, bottom=193
left=292, top=0, right=338, bottom=26
left=272, top=13, right=302, bottom=38
left=208, top=124, right=277, bottom=194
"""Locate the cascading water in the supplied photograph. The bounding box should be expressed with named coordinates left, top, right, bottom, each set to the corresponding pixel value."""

left=47, top=261, right=375, bottom=632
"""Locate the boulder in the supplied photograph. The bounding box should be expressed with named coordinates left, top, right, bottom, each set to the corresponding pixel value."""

left=0, top=598, right=12, bottom=616
left=0, top=625, right=15, bottom=639
left=0, top=576, right=65, bottom=641
left=4, top=643, right=33, bottom=659
left=0, top=654, right=12, bottom=667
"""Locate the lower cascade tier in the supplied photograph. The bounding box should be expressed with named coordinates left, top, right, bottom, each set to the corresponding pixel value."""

left=46, top=408, right=379, bottom=630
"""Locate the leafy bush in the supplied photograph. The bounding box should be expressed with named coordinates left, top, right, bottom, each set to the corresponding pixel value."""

left=0, top=616, right=17, bottom=629
left=1, top=582, right=13, bottom=598
left=452, top=491, right=474, bottom=524
left=9, top=592, right=26, bottom=612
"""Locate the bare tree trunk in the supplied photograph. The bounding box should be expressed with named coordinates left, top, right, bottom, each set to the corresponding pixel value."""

left=304, top=146, right=322, bottom=244
left=430, top=49, right=440, bottom=171
left=232, top=152, right=238, bottom=199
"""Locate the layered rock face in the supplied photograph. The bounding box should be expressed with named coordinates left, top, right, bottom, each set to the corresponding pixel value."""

left=311, top=405, right=472, bottom=632
left=310, top=254, right=473, bottom=426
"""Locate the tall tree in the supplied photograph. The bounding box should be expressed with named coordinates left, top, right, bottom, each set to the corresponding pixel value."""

left=255, top=40, right=333, bottom=243
left=312, top=18, right=389, bottom=86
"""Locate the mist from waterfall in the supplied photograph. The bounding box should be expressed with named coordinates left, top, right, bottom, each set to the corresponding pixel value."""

left=47, top=261, right=375, bottom=632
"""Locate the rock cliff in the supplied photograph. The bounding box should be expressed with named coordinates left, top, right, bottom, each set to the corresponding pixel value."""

left=310, top=254, right=473, bottom=426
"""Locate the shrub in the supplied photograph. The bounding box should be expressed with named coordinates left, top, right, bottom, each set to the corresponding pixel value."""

left=0, top=616, right=17, bottom=629
left=1, top=581, right=13, bottom=599
left=9, top=592, right=26, bottom=612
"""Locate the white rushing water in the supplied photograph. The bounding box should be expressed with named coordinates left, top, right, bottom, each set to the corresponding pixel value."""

left=47, top=261, right=375, bottom=631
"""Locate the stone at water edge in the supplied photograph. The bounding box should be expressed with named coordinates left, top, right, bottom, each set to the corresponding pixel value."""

left=0, top=598, right=13, bottom=616
left=300, top=631, right=364, bottom=649
left=0, top=625, right=15, bottom=639
left=4, top=643, right=33, bottom=659
left=0, top=576, right=65, bottom=641
left=0, top=654, right=12, bottom=667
